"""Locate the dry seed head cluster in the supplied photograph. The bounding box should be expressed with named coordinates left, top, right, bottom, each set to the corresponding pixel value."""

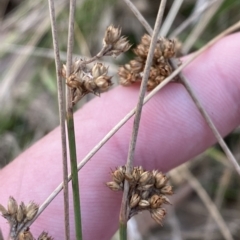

left=18, top=229, right=53, bottom=240
left=106, top=166, right=173, bottom=225
left=61, top=25, right=131, bottom=105
left=103, top=25, right=131, bottom=56
left=62, top=62, right=113, bottom=104
left=118, top=34, right=177, bottom=91
left=0, top=197, right=52, bottom=240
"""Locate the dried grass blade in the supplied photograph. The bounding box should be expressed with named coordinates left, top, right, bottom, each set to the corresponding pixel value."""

left=48, top=0, right=70, bottom=239
left=180, top=164, right=233, bottom=240
left=65, top=0, right=83, bottom=239
left=160, top=0, right=184, bottom=37
left=119, top=1, right=167, bottom=239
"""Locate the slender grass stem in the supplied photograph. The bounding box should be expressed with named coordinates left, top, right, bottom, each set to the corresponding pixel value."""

left=1, top=43, right=118, bottom=71
left=119, top=222, right=127, bottom=240
left=26, top=20, right=240, bottom=228
left=119, top=1, right=167, bottom=239
left=160, top=0, right=184, bottom=37
left=180, top=164, right=233, bottom=240
left=169, top=0, right=218, bottom=38
left=122, top=0, right=152, bottom=35
left=204, top=168, right=232, bottom=240
left=67, top=113, right=82, bottom=240
left=66, top=0, right=82, bottom=239
left=182, top=0, right=224, bottom=54
left=48, top=1, right=70, bottom=239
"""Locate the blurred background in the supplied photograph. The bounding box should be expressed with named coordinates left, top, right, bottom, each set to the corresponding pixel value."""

left=0, top=0, right=240, bottom=239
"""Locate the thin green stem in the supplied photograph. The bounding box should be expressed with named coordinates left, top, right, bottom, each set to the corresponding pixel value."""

left=66, top=112, right=82, bottom=240
left=66, top=0, right=82, bottom=239
left=119, top=222, right=127, bottom=240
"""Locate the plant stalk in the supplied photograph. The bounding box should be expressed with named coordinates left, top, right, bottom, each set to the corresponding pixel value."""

left=66, top=0, right=82, bottom=239
left=119, top=1, right=167, bottom=239
left=48, top=0, right=70, bottom=239
left=66, top=111, right=82, bottom=240
left=119, top=222, right=127, bottom=240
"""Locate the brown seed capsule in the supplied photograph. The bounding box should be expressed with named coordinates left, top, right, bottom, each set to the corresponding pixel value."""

left=119, top=77, right=132, bottom=86
left=92, top=63, right=108, bottom=78
left=125, top=172, right=134, bottom=182
left=161, top=185, right=173, bottom=195
left=118, top=65, right=130, bottom=79
left=155, top=75, right=165, bottom=84
left=66, top=74, right=82, bottom=89
left=141, top=34, right=151, bottom=47
left=149, top=195, right=164, bottom=209
left=20, top=202, right=27, bottom=215
left=154, top=46, right=163, bottom=59
left=118, top=65, right=139, bottom=86
left=149, top=67, right=159, bottom=79
left=112, top=168, right=125, bottom=184
left=118, top=166, right=126, bottom=174
left=161, top=195, right=171, bottom=205
left=8, top=197, right=18, bottom=215
left=162, top=39, right=175, bottom=58
left=132, top=166, right=144, bottom=182
left=72, top=87, right=85, bottom=104
left=17, top=204, right=25, bottom=223
left=103, top=25, right=121, bottom=45
left=158, top=63, right=172, bottom=77
left=18, top=229, right=34, bottom=240
left=130, top=194, right=141, bottom=209
left=112, top=37, right=131, bottom=54
left=94, top=75, right=112, bottom=92
left=38, top=231, right=53, bottom=240
left=133, top=44, right=148, bottom=59
left=147, top=79, right=158, bottom=91
left=26, top=202, right=38, bottom=221
left=106, top=181, right=123, bottom=191
left=155, top=172, right=168, bottom=189
left=129, top=59, right=143, bottom=73
left=0, top=204, right=8, bottom=216
left=82, top=76, right=97, bottom=93
left=61, top=64, right=67, bottom=78
left=150, top=208, right=166, bottom=226
left=61, top=62, right=77, bottom=77
left=139, top=171, right=154, bottom=185
left=138, top=199, right=150, bottom=208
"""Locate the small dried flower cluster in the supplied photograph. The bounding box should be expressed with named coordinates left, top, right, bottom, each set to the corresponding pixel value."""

left=0, top=197, right=53, bottom=240
left=0, top=197, right=38, bottom=230
left=62, top=25, right=131, bottom=105
left=62, top=62, right=113, bottom=104
left=18, top=228, right=53, bottom=240
left=118, top=34, right=177, bottom=91
left=38, top=231, right=53, bottom=240
left=103, top=25, right=131, bottom=57
left=106, top=166, right=173, bottom=225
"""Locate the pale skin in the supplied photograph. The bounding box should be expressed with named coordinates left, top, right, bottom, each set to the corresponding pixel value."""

left=0, top=33, right=240, bottom=240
